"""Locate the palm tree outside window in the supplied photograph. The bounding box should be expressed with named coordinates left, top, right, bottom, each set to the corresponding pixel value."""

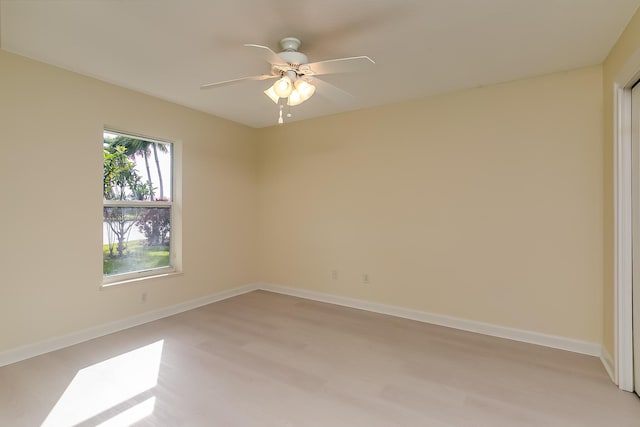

left=102, top=130, right=174, bottom=283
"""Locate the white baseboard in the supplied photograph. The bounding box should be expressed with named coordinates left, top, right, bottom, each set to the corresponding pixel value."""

left=258, top=283, right=602, bottom=357
left=0, top=281, right=604, bottom=368
left=0, top=283, right=258, bottom=367
left=600, top=346, right=616, bottom=384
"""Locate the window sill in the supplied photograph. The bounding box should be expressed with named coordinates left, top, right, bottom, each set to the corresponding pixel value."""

left=100, top=270, right=182, bottom=289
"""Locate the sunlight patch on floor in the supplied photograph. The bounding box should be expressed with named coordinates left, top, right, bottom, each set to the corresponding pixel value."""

left=42, top=340, right=163, bottom=427
left=96, top=396, right=156, bottom=427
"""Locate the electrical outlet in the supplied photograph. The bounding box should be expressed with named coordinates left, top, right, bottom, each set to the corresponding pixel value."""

left=331, top=270, right=339, bottom=280
left=141, top=292, right=147, bottom=303
left=362, top=274, right=370, bottom=284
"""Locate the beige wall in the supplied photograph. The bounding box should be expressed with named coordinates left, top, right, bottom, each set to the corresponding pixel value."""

left=0, top=50, right=260, bottom=352
left=259, top=66, right=604, bottom=343
left=602, top=7, right=640, bottom=359
left=0, top=46, right=608, bottom=355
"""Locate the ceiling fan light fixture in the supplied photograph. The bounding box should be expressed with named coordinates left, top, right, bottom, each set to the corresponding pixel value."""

left=294, top=79, right=316, bottom=101
left=200, top=36, right=376, bottom=125
left=288, top=80, right=316, bottom=106
left=273, top=76, right=293, bottom=98
left=263, top=86, right=280, bottom=104
left=287, top=88, right=304, bottom=106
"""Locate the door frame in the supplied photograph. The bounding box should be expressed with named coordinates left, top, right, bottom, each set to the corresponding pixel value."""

left=614, top=48, right=640, bottom=392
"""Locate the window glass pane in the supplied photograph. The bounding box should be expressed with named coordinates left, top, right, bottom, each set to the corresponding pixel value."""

left=103, top=207, right=171, bottom=276
left=103, top=132, right=172, bottom=202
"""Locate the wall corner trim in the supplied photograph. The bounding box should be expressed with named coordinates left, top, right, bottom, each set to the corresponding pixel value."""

left=612, top=47, right=640, bottom=392
left=601, top=346, right=616, bottom=384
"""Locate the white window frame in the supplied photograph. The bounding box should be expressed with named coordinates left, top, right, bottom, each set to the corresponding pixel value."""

left=102, top=129, right=178, bottom=286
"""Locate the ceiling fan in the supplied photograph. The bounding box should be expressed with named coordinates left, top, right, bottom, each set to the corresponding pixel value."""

left=200, top=37, right=375, bottom=124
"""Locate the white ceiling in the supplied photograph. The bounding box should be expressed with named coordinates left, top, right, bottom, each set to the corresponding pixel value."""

left=1, top=0, right=639, bottom=128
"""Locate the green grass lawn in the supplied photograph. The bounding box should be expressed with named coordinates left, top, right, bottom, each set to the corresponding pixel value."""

left=103, top=239, right=170, bottom=276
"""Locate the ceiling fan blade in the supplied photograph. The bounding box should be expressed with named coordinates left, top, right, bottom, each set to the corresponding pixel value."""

left=311, top=77, right=354, bottom=106
left=300, top=56, right=375, bottom=76
left=244, top=43, right=286, bottom=66
left=200, top=74, right=276, bottom=90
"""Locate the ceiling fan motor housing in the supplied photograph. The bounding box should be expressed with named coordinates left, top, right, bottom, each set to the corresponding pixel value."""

left=280, top=37, right=301, bottom=51
left=278, top=37, right=308, bottom=68
left=278, top=51, right=308, bottom=66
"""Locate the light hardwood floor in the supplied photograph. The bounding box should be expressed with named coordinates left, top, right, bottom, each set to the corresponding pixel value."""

left=0, top=290, right=639, bottom=426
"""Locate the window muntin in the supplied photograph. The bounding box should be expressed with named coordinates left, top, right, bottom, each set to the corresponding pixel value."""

left=102, top=130, right=173, bottom=283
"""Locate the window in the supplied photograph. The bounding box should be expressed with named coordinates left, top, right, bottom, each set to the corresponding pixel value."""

left=103, top=130, right=174, bottom=284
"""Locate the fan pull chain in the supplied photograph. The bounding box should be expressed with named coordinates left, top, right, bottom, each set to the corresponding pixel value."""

left=278, top=104, right=284, bottom=125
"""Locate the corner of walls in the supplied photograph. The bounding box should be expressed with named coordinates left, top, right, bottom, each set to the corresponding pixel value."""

left=601, top=345, right=616, bottom=384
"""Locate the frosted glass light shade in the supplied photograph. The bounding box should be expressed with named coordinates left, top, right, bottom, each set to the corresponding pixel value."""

left=264, top=86, right=279, bottom=104
left=273, top=76, right=293, bottom=98
left=287, top=89, right=304, bottom=106
left=287, top=80, right=316, bottom=106
left=295, top=80, right=316, bottom=101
